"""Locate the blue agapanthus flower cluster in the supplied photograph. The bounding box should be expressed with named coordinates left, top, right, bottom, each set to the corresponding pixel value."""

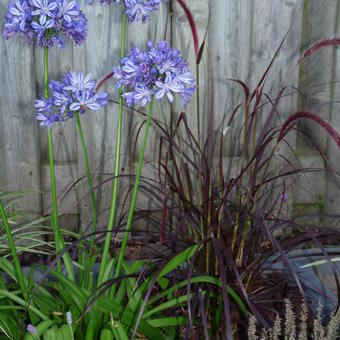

left=113, top=41, right=195, bottom=107
left=87, top=0, right=167, bottom=23
left=3, top=0, right=87, bottom=48
left=35, top=71, right=108, bottom=126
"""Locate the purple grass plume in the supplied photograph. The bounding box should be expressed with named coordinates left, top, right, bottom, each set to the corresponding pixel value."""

left=35, top=71, right=108, bottom=126
left=113, top=40, right=196, bottom=107
left=298, top=37, right=340, bottom=64
left=3, top=0, right=87, bottom=48
left=278, top=111, right=340, bottom=151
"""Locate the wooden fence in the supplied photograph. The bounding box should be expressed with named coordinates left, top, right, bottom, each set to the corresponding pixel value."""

left=1, top=0, right=340, bottom=230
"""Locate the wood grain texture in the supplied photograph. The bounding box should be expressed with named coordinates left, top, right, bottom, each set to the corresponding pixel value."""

left=171, top=0, right=210, bottom=145
left=297, top=0, right=338, bottom=151
left=250, top=0, right=303, bottom=216
left=209, top=0, right=252, bottom=156
left=296, top=0, right=338, bottom=218
left=2, top=0, right=340, bottom=225
left=325, top=2, right=340, bottom=216
left=0, top=2, right=41, bottom=214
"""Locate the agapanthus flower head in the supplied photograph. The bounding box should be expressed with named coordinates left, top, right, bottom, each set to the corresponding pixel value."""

left=35, top=71, right=108, bottom=127
left=113, top=40, right=195, bottom=107
left=87, top=0, right=167, bottom=23
left=3, top=0, right=87, bottom=48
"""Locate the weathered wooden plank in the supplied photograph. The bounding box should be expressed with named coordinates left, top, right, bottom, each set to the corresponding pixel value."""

left=297, top=0, right=338, bottom=152
left=250, top=0, right=303, bottom=149
left=209, top=0, right=252, bottom=156
left=2, top=0, right=340, bottom=222
left=325, top=4, right=340, bottom=217
left=41, top=162, right=79, bottom=230
left=296, top=1, right=338, bottom=218
left=249, top=1, right=303, bottom=218
left=171, top=0, right=210, bottom=146
left=41, top=163, right=78, bottom=214
left=0, top=2, right=41, bottom=214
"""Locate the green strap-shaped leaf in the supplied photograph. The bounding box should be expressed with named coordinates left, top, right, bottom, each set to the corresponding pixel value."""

left=99, top=329, right=114, bottom=340
left=158, top=244, right=202, bottom=279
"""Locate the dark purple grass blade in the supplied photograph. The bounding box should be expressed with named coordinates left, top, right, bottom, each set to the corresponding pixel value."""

left=160, top=185, right=168, bottom=244
left=95, top=71, right=113, bottom=92
left=253, top=27, right=291, bottom=97
left=298, top=37, right=340, bottom=64
left=255, top=88, right=286, bottom=154
left=259, top=215, right=308, bottom=304
left=176, top=0, right=199, bottom=59
left=196, top=8, right=210, bottom=65
left=198, top=288, right=210, bottom=340
left=278, top=111, right=340, bottom=151
left=186, top=248, right=198, bottom=335
left=229, top=79, right=250, bottom=102
left=133, top=119, right=147, bottom=163
left=306, top=229, right=340, bottom=313
left=211, top=238, right=232, bottom=340
left=227, top=103, right=242, bottom=127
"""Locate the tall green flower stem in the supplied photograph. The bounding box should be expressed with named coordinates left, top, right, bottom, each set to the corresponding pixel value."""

left=0, top=200, right=25, bottom=294
left=75, top=112, right=97, bottom=256
left=111, top=96, right=154, bottom=297
left=44, top=48, right=75, bottom=282
left=97, top=14, right=126, bottom=287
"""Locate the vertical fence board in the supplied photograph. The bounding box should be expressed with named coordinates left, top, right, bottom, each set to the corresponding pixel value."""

left=298, top=1, right=338, bottom=151
left=208, top=0, right=252, bottom=156
left=296, top=0, right=338, bottom=217
left=325, top=3, right=340, bottom=217
left=171, top=0, right=210, bottom=144
left=0, top=2, right=41, bottom=214
left=250, top=0, right=303, bottom=215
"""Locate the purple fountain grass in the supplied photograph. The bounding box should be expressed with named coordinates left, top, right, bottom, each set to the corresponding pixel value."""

left=298, top=37, right=340, bottom=64
left=176, top=0, right=199, bottom=59
left=278, top=111, right=340, bottom=151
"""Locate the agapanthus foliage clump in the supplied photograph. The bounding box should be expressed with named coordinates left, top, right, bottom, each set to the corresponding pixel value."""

left=87, top=0, right=168, bottom=23
left=3, top=0, right=87, bottom=48
left=35, top=71, right=108, bottom=126
left=113, top=40, right=196, bottom=107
